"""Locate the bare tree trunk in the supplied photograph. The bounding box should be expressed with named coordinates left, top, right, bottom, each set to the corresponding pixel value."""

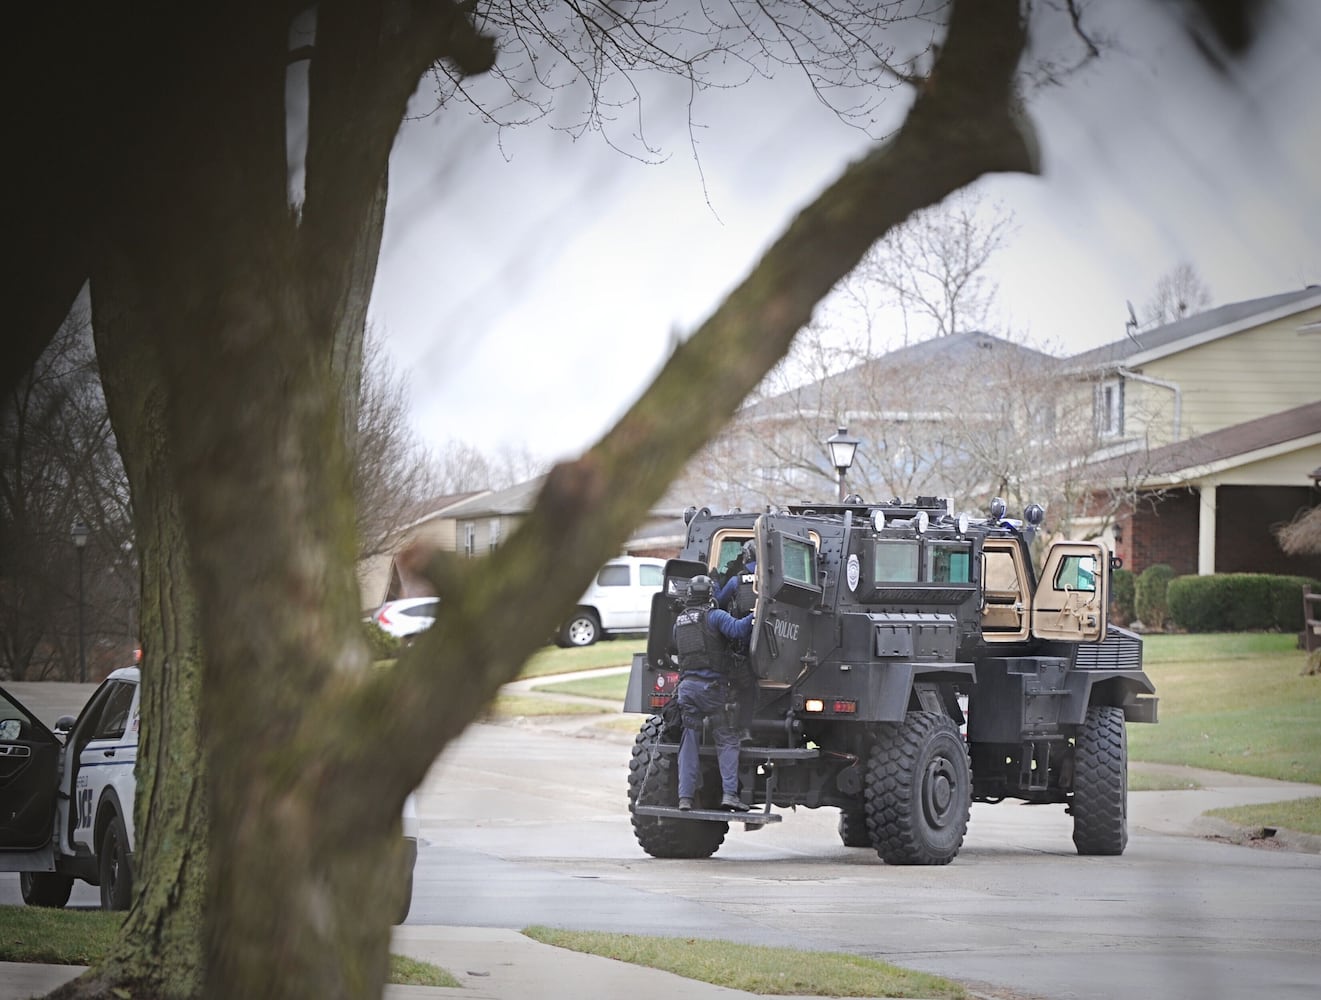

left=52, top=2, right=1032, bottom=998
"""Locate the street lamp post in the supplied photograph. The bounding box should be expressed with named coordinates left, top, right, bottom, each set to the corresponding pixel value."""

left=825, top=426, right=859, bottom=502
left=71, top=521, right=89, bottom=683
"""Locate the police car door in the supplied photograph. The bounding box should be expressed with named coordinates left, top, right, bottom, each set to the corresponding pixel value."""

left=1031, top=542, right=1109, bottom=643
left=0, top=685, right=60, bottom=853
left=71, top=679, right=139, bottom=855
left=748, top=514, right=822, bottom=685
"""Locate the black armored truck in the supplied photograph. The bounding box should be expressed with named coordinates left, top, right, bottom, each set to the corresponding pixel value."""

left=624, top=496, right=1157, bottom=864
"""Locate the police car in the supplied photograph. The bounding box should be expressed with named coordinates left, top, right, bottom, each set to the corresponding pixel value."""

left=1, top=669, right=419, bottom=919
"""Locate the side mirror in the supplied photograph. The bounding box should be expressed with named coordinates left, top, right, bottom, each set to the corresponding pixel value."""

left=54, top=715, right=76, bottom=735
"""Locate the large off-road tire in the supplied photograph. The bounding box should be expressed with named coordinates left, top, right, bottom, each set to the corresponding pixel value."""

left=1071, top=705, right=1128, bottom=856
left=98, top=810, right=134, bottom=911
left=559, top=610, right=601, bottom=647
left=627, top=715, right=727, bottom=859
left=864, top=711, right=970, bottom=865
left=837, top=807, right=872, bottom=848
left=20, top=871, right=73, bottom=908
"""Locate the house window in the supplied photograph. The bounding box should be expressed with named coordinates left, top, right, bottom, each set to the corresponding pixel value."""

left=489, top=519, right=501, bottom=552
left=464, top=523, right=476, bottom=558
left=1096, top=379, right=1124, bottom=438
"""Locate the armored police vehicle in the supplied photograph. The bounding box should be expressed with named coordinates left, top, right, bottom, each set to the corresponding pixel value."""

left=624, top=496, right=1157, bottom=864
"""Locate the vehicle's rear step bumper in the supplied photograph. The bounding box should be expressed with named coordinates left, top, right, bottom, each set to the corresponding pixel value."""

left=632, top=804, right=781, bottom=825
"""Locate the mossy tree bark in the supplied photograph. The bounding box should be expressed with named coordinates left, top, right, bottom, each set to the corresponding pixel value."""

left=43, top=1, right=1033, bottom=998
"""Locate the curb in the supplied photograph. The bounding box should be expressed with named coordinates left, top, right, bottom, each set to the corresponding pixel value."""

left=1192, top=815, right=1321, bottom=854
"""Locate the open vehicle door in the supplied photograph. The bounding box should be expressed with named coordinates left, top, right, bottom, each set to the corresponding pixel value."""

left=1031, top=542, right=1108, bottom=643
left=0, top=686, right=60, bottom=853
left=748, top=514, right=822, bottom=685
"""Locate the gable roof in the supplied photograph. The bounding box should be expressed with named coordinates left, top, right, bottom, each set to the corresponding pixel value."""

left=1086, top=400, right=1321, bottom=485
left=401, top=490, right=487, bottom=530
left=443, top=476, right=548, bottom=519
left=744, top=331, right=1056, bottom=422
left=1068, top=286, right=1321, bottom=372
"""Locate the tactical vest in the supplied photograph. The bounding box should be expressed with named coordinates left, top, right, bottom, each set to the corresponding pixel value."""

left=731, top=574, right=757, bottom=618
left=674, top=606, right=731, bottom=676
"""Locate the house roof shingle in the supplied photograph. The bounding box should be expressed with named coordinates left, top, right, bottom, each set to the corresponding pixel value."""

left=1068, top=287, right=1321, bottom=371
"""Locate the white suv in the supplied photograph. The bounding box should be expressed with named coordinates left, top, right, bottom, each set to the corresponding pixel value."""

left=556, top=556, right=665, bottom=647
left=1, top=669, right=419, bottom=920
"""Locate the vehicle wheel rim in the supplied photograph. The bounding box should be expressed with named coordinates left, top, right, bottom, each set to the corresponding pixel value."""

left=923, top=756, right=958, bottom=828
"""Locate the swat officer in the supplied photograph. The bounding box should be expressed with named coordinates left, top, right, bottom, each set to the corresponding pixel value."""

left=716, top=539, right=757, bottom=614
left=673, top=574, right=754, bottom=812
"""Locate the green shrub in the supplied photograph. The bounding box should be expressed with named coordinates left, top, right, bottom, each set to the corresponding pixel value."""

left=1166, top=574, right=1321, bottom=632
left=362, top=620, right=402, bottom=661
left=1135, top=563, right=1174, bottom=630
left=1110, top=568, right=1136, bottom=625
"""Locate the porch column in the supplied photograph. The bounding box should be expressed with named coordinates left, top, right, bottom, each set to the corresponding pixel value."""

left=1198, top=482, right=1217, bottom=576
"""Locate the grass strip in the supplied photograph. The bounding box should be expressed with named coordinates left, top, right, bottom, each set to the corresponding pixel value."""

left=531, top=673, right=629, bottom=700
left=0, top=905, right=459, bottom=986
left=487, top=693, right=612, bottom=718
left=520, top=643, right=644, bottom=679
left=523, top=926, right=966, bottom=998
left=1206, top=797, right=1321, bottom=836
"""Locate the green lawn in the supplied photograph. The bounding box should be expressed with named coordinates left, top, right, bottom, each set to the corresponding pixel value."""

left=0, top=907, right=461, bottom=987
left=523, top=926, right=967, bottom=999
left=1129, top=633, right=1321, bottom=783
left=532, top=672, right=630, bottom=699
left=519, top=641, right=645, bottom=679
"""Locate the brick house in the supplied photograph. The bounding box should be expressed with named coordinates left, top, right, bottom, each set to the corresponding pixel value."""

left=1069, top=287, right=1321, bottom=579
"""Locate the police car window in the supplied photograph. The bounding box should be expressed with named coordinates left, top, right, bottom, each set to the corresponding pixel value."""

left=928, top=543, right=972, bottom=583
left=597, top=565, right=630, bottom=587
left=874, top=541, right=919, bottom=583
left=1054, top=554, right=1098, bottom=593
left=94, top=683, right=135, bottom=741
left=639, top=564, right=663, bottom=587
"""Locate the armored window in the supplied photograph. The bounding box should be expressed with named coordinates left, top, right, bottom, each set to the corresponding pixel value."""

left=639, top=564, right=663, bottom=587
left=873, top=541, right=919, bottom=583
left=1053, top=553, right=1098, bottom=593
left=781, top=536, right=815, bottom=585
left=927, top=542, right=972, bottom=583
left=597, top=564, right=630, bottom=587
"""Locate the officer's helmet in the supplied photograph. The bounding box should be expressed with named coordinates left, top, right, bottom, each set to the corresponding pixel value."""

left=686, top=575, right=715, bottom=606
left=740, top=540, right=757, bottom=565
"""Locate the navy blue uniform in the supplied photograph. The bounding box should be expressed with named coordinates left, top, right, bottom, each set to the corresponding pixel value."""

left=673, top=605, right=754, bottom=804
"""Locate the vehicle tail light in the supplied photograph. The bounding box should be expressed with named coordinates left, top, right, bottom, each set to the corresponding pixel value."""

left=649, top=670, right=680, bottom=709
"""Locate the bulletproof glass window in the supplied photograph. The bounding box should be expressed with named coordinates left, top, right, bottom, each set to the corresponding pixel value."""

left=873, top=541, right=919, bottom=583
left=927, top=542, right=972, bottom=583
left=714, top=535, right=752, bottom=575
left=94, top=682, right=136, bottom=741
left=781, top=536, right=815, bottom=585
left=597, top=565, right=630, bottom=587
left=1054, top=554, right=1098, bottom=593
left=639, top=564, right=663, bottom=587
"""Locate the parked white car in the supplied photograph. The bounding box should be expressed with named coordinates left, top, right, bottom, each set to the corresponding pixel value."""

left=370, top=597, right=439, bottom=642
left=556, top=557, right=666, bottom=647
left=1, top=668, right=418, bottom=920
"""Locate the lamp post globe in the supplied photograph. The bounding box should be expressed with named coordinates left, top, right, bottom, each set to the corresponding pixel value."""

left=825, top=426, right=859, bottom=501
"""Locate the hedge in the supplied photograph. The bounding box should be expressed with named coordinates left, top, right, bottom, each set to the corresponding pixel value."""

left=1166, top=573, right=1321, bottom=632
left=1135, top=564, right=1174, bottom=630
left=1110, top=568, right=1136, bottom=625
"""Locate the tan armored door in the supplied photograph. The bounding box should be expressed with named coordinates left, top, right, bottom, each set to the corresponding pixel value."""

left=1031, top=542, right=1109, bottom=643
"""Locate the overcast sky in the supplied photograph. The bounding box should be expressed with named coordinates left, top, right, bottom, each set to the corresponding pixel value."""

left=368, top=0, right=1321, bottom=465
